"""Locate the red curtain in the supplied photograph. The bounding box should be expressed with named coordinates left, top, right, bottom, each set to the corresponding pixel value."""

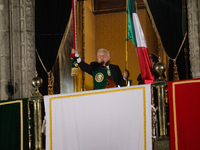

left=168, top=78, right=200, bottom=150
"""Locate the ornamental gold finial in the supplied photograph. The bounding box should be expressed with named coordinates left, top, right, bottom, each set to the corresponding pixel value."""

left=32, top=71, right=43, bottom=96
left=154, top=62, right=166, bottom=81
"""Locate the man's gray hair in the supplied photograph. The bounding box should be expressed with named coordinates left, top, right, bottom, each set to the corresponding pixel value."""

left=97, top=48, right=110, bottom=56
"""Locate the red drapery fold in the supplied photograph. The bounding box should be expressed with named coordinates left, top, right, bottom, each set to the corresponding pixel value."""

left=168, top=78, right=200, bottom=150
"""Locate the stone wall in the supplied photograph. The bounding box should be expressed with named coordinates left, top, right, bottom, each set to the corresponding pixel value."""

left=0, top=0, right=10, bottom=100
left=187, top=0, right=200, bottom=78
left=0, top=0, right=36, bottom=100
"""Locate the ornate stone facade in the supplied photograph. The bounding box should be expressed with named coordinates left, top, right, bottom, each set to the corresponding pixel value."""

left=187, top=0, right=200, bottom=78
left=0, top=0, right=35, bottom=100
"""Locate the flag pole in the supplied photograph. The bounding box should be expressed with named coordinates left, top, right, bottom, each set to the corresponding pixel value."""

left=125, top=0, right=129, bottom=85
left=125, top=0, right=128, bottom=70
left=72, top=0, right=78, bottom=92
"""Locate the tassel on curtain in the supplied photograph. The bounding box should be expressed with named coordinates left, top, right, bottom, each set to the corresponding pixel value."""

left=170, top=33, right=187, bottom=81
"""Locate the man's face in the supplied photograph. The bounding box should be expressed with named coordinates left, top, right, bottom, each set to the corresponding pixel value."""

left=97, top=50, right=110, bottom=65
left=150, top=57, right=154, bottom=67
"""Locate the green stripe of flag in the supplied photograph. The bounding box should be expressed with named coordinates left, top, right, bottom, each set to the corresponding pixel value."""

left=127, top=0, right=137, bottom=46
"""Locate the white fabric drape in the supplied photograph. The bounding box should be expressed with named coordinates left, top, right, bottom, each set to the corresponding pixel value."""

left=44, top=85, right=152, bottom=150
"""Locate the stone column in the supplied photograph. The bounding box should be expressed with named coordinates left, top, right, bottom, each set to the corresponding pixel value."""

left=187, top=0, right=200, bottom=78
left=14, top=0, right=36, bottom=98
left=0, top=0, right=11, bottom=100
left=0, top=0, right=36, bottom=100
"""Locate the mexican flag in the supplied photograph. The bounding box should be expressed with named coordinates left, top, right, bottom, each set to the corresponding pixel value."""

left=127, top=0, right=155, bottom=84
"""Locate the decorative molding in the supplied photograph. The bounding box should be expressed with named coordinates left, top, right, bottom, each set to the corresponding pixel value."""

left=92, top=0, right=186, bottom=14
left=137, top=0, right=145, bottom=9
left=92, top=0, right=146, bottom=14
left=20, top=0, right=36, bottom=98
left=92, top=0, right=126, bottom=14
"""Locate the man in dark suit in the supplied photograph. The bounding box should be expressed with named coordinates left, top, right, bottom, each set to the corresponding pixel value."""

left=71, top=48, right=129, bottom=87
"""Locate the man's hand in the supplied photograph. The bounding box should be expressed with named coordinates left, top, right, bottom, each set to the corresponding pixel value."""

left=70, top=48, right=75, bottom=59
left=70, top=48, right=79, bottom=59
left=124, top=70, right=130, bottom=80
left=71, top=48, right=76, bottom=54
left=70, top=48, right=81, bottom=63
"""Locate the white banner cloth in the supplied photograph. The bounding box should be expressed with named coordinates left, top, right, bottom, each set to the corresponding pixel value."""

left=44, top=85, right=152, bottom=150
